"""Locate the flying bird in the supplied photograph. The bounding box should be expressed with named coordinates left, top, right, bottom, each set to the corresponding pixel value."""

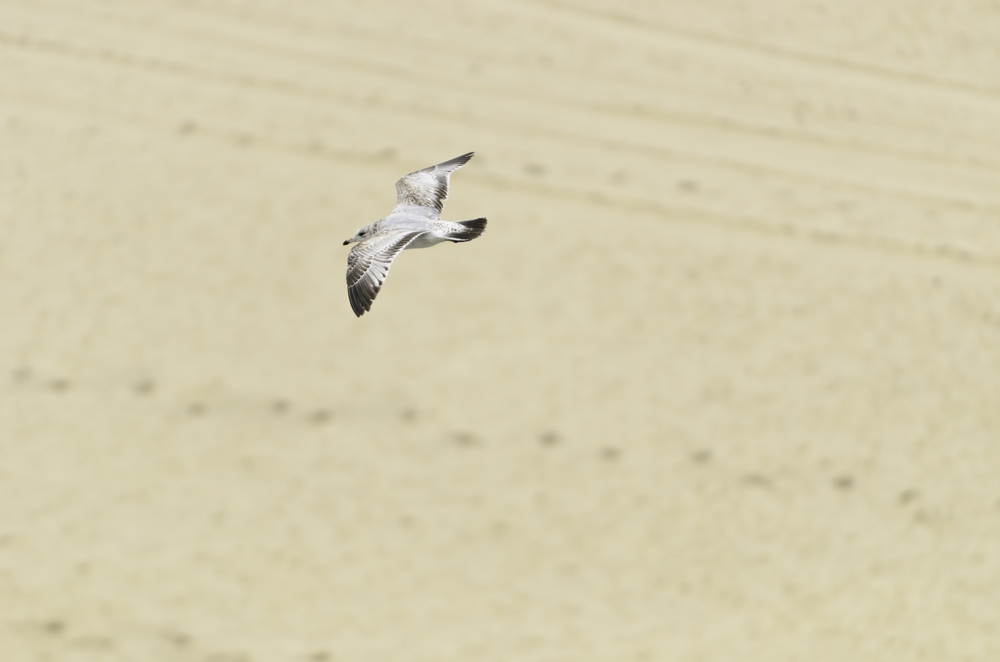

left=343, top=152, right=486, bottom=317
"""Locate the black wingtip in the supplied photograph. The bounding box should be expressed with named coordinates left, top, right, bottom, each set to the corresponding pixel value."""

left=442, top=152, right=474, bottom=168
left=349, top=292, right=366, bottom=317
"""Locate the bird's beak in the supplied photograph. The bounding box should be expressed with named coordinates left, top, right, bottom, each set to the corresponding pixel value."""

left=343, top=240, right=350, bottom=245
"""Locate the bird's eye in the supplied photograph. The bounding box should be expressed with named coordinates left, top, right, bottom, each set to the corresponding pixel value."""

left=360, top=230, right=366, bottom=236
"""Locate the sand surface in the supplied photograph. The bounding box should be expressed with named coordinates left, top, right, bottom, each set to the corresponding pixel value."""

left=2, top=1, right=1000, bottom=660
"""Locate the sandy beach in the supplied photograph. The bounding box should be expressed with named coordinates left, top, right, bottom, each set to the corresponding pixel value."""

left=2, top=1, right=999, bottom=659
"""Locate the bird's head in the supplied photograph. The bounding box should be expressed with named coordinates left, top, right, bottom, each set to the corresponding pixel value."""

left=343, top=223, right=376, bottom=246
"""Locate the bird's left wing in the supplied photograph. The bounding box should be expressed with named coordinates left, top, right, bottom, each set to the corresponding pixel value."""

left=392, top=152, right=474, bottom=218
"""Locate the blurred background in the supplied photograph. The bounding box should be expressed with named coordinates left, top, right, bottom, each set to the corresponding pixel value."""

left=2, top=1, right=999, bottom=660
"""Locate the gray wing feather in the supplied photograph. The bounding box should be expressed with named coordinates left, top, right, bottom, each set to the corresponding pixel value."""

left=393, top=152, right=474, bottom=217
left=346, top=230, right=426, bottom=317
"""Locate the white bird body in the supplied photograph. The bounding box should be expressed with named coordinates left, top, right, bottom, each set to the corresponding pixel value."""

left=343, top=153, right=486, bottom=317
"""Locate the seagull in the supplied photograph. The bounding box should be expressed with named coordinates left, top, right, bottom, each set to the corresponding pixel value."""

left=343, top=152, right=486, bottom=317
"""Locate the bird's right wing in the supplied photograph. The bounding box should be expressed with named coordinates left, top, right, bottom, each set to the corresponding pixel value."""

left=346, top=230, right=426, bottom=317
